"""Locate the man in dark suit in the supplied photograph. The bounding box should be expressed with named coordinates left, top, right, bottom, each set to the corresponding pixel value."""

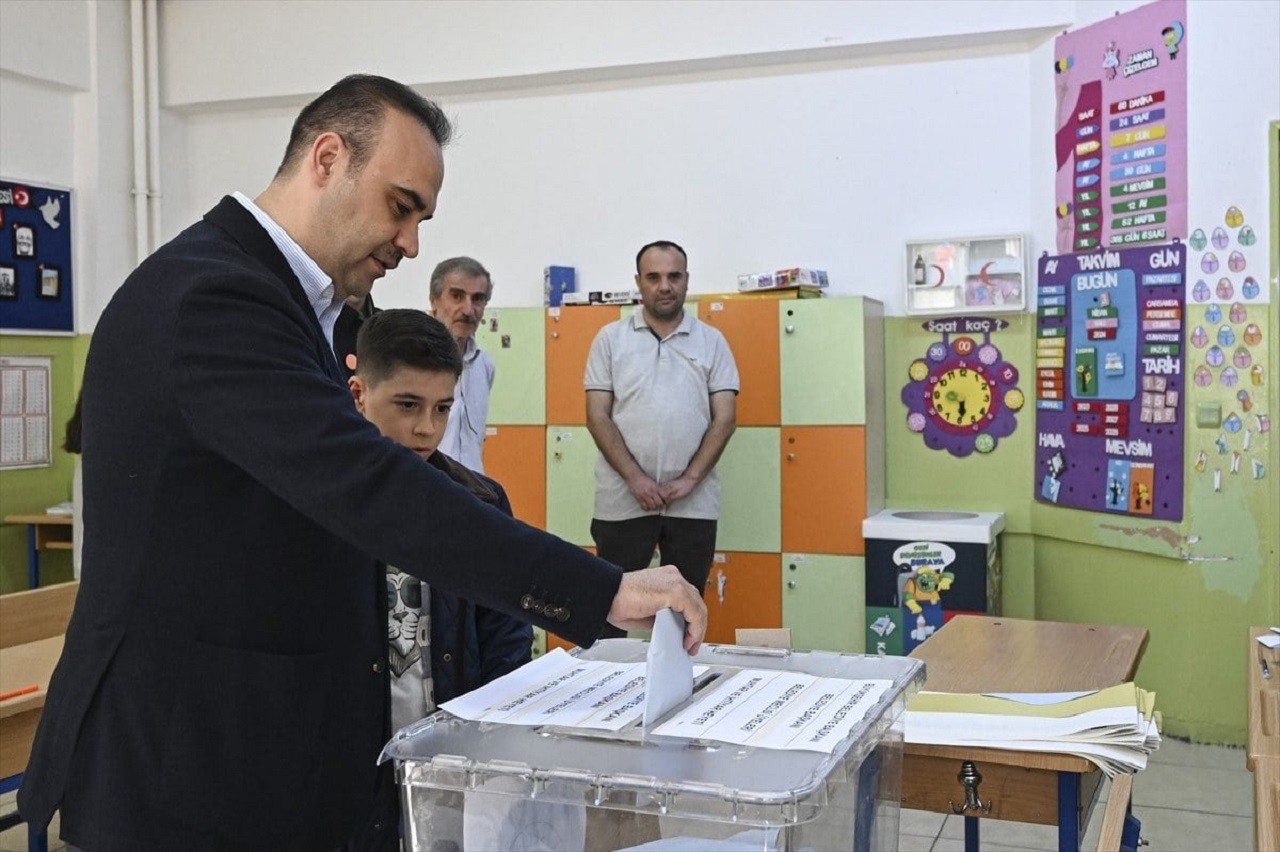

left=18, top=74, right=706, bottom=852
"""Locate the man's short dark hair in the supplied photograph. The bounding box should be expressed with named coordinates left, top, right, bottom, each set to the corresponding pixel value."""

left=635, top=240, right=688, bottom=272
left=355, top=309, right=463, bottom=386
left=276, top=74, right=453, bottom=178
left=430, top=256, right=493, bottom=299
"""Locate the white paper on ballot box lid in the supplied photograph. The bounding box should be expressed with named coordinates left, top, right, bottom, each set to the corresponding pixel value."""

left=862, top=508, right=1005, bottom=544
left=380, top=640, right=923, bottom=818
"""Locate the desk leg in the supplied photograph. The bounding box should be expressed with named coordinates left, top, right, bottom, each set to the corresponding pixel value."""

left=964, top=815, right=980, bottom=852
left=1057, top=771, right=1080, bottom=851
left=26, top=524, right=39, bottom=589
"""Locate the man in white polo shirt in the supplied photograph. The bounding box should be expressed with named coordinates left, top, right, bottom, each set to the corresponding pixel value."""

left=585, top=240, right=739, bottom=639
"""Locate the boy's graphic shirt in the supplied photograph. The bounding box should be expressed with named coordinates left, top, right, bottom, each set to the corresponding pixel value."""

left=387, top=566, right=433, bottom=733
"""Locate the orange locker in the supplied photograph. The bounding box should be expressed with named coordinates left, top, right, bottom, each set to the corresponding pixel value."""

left=481, top=425, right=547, bottom=531
left=781, top=426, right=867, bottom=555
left=697, top=298, right=780, bottom=426
left=702, top=552, right=782, bottom=645
left=545, top=305, right=621, bottom=425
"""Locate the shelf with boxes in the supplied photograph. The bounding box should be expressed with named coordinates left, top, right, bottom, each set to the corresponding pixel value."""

left=476, top=295, right=884, bottom=653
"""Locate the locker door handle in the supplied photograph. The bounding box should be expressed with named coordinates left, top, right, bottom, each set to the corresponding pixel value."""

left=550, top=331, right=560, bottom=339
left=784, top=324, right=795, bottom=334
left=787, top=580, right=797, bottom=589
left=786, top=453, right=796, bottom=461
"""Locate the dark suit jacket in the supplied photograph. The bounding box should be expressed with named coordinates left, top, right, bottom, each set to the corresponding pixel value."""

left=18, top=197, right=621, bottom=852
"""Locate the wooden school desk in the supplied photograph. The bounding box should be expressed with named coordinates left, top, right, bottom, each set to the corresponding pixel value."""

left=0, top=581, right=78, bottom=852
left=3, top=513, right=73, bottom=589
left=1247, top=626, right=1279, bottom=851
left=904, top=615, right=1149, bottom=852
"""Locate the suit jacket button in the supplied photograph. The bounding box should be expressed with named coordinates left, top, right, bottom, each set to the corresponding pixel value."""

left=442, top=653, right=452, bottom=662
left=372, top=660, right=385, bottom=673
left=521, top=594, right=535, bottom=610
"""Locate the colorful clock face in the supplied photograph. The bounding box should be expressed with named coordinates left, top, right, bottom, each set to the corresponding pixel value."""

left=902, top=325, right=1023, bottom=457
left=929, top=365, right=995, bottom=429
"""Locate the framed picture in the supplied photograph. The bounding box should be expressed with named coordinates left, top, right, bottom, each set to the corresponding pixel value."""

left=0, top=264, right=15, bottom=300
left=13, top=223, right=37, bottom=258
left=38, top=265, right=60, bottom=300
left=905, top=234, right=1027, bottom=315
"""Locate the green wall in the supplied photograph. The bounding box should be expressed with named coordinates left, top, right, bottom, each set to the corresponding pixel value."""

left=0, top=333, right=88, bottom=593
left=882, top=302, right=1279, bottom=744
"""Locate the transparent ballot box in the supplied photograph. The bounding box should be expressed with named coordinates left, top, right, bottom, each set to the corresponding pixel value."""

left=380, top=639, right=924, bottom=852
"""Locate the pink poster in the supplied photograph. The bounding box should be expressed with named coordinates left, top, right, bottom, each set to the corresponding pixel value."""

left=1053, top=0, right=1187, bottom=254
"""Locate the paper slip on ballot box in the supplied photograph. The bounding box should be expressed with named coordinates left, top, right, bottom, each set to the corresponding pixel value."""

left=380, top=638, right=924, bottom=852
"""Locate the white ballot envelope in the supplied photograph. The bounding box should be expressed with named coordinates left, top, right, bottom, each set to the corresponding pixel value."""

left=643, top=608, right=693, bottom=727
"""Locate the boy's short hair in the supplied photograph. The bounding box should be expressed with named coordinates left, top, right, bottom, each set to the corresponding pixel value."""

left=355, top=309, right=463, bottom=386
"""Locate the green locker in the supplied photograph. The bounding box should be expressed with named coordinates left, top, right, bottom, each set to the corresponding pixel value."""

left=715, top=427, right=781, bottom=553
left=781, top=553, right=865, bottom=653
left=779, top=298, right=880, bottom=426
left=474, top=307, right=546, bottom=425
left=545, top=425, right=597, bottom=547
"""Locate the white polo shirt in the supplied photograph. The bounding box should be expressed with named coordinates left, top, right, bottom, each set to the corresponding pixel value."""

left=584, top=309, right=739, bottom=521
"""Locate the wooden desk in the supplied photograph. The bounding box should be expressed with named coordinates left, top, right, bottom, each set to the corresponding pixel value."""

left=904, top=615, right=1149, bottom=852
left=0, top=582, right=77, bottom=852
left=3, top=514, right=73, bottom=589
left=1247, top=626, right=1279, bottom=771
left=1247, top=627, right=1279, bottom=851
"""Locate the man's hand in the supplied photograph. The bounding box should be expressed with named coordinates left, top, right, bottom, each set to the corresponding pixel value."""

left=658, top=474, right=697, bottom=505
left=626, top=472, right=667, bottom=511
left=606, top=565, right=707, bottom=654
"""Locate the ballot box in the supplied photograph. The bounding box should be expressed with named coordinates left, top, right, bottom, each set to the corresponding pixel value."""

left=382, top=639, right=923, bottom=852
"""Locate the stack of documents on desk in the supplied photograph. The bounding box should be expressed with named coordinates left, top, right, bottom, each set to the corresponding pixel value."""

left=904, top=682, right=1160, bottom=777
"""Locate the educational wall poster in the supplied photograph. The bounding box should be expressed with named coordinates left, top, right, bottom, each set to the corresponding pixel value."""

left=1034, top=244, right=1187, bottom=521
left=0, top=355, right=52, bottom=469
left=0, top=179, right=74, bottom=333
left=1184, top=205, right=1269, bottom=496
left=900, top=316, right=1024, bottom=458
left=1053, top=0, right=1187, bottom=254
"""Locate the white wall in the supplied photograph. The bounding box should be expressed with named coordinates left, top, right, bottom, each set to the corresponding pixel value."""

left=3, top=1, right=1276, bottom=323
left=0, top=0, right=136, bottom=332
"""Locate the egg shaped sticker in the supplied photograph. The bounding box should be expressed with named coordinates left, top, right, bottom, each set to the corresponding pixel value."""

left=1242, top=277, right=1260, bottom=299
left=1192, top=280, right=1210, bottom=301
left=1216, top=278, right=1234, bottom=300
left=1201, top=252, right=1219, bottom=274
left=1190, top=326, right=1209, bottom=348
left=1233, top=347, right=1252, bottom=369
left=1194, top=366, right=1213, bottom=387
left=1228, top=251, right=1247, bottom=272
left=1238, top=225, right=1257, bottom=246
left=1220, top=367, right=1239, bottom=388
left=1223, top=412, right=1242, bottom=433
left=1229, top=302, right=1247, bottom=324
left=1212, top=227, right=1229, bottom=249
left=1225, top=206, right=1245, bottom=228
left=1206, top=346, right=1225, bottom=367
left=1218, top=325, right=1235, bottom=347
left=1189, top=228, right=1208, bottom=251
left=1205, top=303, right=1223, bottom=323
left=1243, top=323, right=1262, bottom=346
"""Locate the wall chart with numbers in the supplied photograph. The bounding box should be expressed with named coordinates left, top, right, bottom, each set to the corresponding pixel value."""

left=1034, top=244, right=1187, bottom=521
left=1052, top=0, right=1187, bottom=255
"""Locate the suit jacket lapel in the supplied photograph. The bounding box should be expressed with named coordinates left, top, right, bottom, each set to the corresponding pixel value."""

left=203, top=196, right=345, bottom=384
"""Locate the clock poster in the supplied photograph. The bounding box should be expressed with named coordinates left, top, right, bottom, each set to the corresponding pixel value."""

left=901, top=316, right=1024, bottom=458
left=1034, top=244, right=1186, bottom=521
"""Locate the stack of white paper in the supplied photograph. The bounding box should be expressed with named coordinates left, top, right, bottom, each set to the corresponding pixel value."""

left=903, top=682, right=1161, bottom=777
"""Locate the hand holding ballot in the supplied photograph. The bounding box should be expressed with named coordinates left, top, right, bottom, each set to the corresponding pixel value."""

left=607, top=565, right=708, bottom=653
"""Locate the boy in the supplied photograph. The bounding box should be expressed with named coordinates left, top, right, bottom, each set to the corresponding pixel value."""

left=349, top=308, right=533, bottom=734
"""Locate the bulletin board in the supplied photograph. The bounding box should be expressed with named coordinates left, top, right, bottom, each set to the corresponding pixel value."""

left=1052, top=0, right=1187, bottom=254
left=0, top=179, right=75, bottom=334
left=1034, top=244, right=1187, bottom=521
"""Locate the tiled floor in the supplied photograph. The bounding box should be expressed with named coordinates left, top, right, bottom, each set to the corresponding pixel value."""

left=0, top=738, right=1258, bottom=851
